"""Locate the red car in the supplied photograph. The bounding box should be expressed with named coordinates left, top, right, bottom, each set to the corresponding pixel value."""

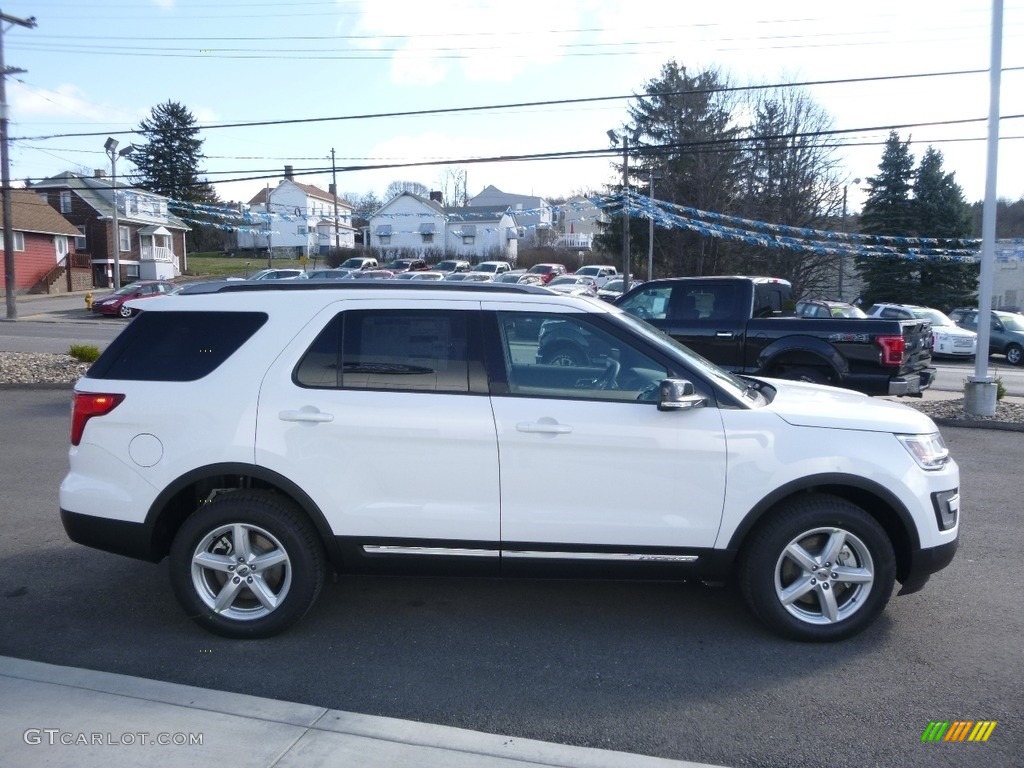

left=92, top=280, right=178, bottom=318
left=526, top=263, right=567, bottom=284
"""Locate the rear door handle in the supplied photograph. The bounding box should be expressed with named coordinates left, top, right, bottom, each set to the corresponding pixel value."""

left=516, top=421, right=572, bottom=434
left=279, top=407, right=334, bottom=423
left=716, top=331, right=735, bottom=338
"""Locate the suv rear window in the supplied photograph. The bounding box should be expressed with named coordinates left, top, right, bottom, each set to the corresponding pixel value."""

left=87, top=311, right=268, bottom=381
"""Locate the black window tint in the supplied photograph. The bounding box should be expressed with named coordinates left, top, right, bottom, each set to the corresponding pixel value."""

left=87, top=311, right=267, bottom=381
left=296, top=310, right=470, bottom=393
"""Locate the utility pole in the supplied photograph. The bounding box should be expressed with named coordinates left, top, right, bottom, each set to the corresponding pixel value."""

left=265, top=182, right=272, bottom=267
left=1, top=10, right=37, bottom=320
left=330, top=148, right=340, bottom=251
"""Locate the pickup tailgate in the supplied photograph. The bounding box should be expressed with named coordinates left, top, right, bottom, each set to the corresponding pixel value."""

left=898, top=318, right=934, bottom=374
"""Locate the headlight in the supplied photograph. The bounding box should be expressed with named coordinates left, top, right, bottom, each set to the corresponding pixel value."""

left=897, top=432, right=949, bottom=470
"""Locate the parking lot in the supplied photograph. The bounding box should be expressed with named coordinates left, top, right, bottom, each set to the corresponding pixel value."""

left=0, top=387, right=1020, bottom=767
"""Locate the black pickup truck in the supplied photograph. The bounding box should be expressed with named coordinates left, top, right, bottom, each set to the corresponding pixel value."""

left=575, top=276, right=934, bottom=397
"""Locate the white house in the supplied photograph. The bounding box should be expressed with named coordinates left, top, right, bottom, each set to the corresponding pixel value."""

left=235, top=169, right=356, bottom=255
left=468, top=185, right=552, bottom=247
left=993, top=239, right=1024, bottom=310
left=553, top=195, right=608, bottom=250
left=368, top=192, right=519, bottom=263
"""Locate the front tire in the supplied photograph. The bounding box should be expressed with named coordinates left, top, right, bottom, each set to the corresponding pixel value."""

left=169, top=491, right=326, bottom=638
left=1006, top=343, right=1023, bottom=366
left=119, top=304, right=134, bottom=318
left=738, top=495, right=896, bottom=642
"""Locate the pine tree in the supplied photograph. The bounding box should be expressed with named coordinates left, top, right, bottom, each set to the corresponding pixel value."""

left=913, top=147, right=978, bottom=310
left=855, top=131, right=917, bottom=305
left=130, top=101, right=207, bottom=202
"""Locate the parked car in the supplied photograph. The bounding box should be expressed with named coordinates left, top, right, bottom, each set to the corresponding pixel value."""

left=470, top=260, right=513, bottom=276
left=91, top=280, right=178, bottom=318
left=796, top=300, right=868, bottom=319
left=865, top=303, right=978, bottom=359
left=298, top=269, right=355, bottom=281
left=459, top=272, right=495, bottom=282
left=246, top=268, right=304, bottom=281
left=433, top=259, right=471, bottom=275
left=338, top=257, right=378, bottom=271
left=404, top=271, right=446, bottom=281
left=61, top=280, right=960, bottom=642
left=546, top=275, right=598, bottom=297
left=952, top=309, right=1024, bottom=365
left=574, top=265, right=619, bottom=288
left=494, top=270, right=528, bottom=284
left=596, top=277, right=632, bottom=302
left=349, top=269, right=396, bottom=280
left=444, top=272, right=473, bottom=282
left=381, top=258, right=428, bottom=274
left=525, top=263, right=567, bottom=284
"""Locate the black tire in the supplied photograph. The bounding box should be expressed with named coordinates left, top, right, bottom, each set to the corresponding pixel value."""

left=542, top=343, right=587, bottom=367
left=169, top=490, right=326, bottom=639
left=785, top=366, right=834, bottom=386
left=1006, top=343, right=1023, bottom=366
left=737, top=495, right=896, bottom=642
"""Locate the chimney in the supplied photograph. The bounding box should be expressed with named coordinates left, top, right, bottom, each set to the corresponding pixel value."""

left=284, top=165, right=294, bottom=180
left=94, top=169, right=106, bottom=178
left=430, top=190, right=443, bottom=203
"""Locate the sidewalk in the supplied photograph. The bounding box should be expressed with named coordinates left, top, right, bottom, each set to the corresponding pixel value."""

left=0, top=656, right=723, bottom=768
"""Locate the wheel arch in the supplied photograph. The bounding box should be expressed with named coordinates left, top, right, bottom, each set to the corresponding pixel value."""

left=726, top=474, right=920, bottom=583
left=756, top=336, right=847, bottom=379
left=143, top=463, right=343, bottom=569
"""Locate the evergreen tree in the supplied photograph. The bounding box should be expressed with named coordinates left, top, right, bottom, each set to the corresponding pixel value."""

left=913, top=147, right=978, bottom=310
left=130, top=101, right=207, bottom=202
left=855, top=131, right=917, bottom=305
left=596, top=61, right=743, bottom=277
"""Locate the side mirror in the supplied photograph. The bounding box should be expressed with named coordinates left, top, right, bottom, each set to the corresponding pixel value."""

left=657, top=378, right=707, bottom=411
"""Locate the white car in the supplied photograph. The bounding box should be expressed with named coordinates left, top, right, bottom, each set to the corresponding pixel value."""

left=546, top=275, right=598, bottom=297
left=574, top=265, right=619, bottom=288
left=866, top=303, right=977, bottom=358
left=61, top=282, right=960, bottom=641
left=469, top=260, right=512, bottom=276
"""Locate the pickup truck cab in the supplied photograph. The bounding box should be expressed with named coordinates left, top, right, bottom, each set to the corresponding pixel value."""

left=613, top=276, right=935, bottom=396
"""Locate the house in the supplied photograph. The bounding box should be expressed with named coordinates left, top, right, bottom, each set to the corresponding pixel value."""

left=552, top=195, right=608, bottom=250
left=467, top=185, right=552, bottom=246
left=367, top=192, right=519, bottom=264
left=32, top=172, right=189, bottom=288
left=993, top=240, right=1024, bottom=310
left=0, top=189, right=80, bottom=294
left=234, top=168, right=356, bottom=256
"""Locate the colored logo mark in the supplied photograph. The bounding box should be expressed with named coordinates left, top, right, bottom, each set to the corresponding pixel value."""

left=921, top=721, right=997, bottom=742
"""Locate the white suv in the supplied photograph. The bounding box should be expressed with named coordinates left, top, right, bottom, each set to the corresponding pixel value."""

left=61, top=282, right=960, bottom=641
left=866, top=303, right=978, bottom=358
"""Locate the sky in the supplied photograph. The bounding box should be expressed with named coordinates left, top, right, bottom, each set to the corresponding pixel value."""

left=3, top=0, right=1023, bottom=217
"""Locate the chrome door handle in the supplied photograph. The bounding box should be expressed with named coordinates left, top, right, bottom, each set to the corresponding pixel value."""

left=516, top=422, right=572, bottom=434
left=279, top=408, right=334, bottom=423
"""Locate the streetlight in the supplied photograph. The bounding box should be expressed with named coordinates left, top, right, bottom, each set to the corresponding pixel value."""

left=608, top=129, right=630, bottom=293
left=839, top=177, right=861, bottom=301
left=105, top=137, right=136, bottom=290
left=647, top=169, right=663, bottom=282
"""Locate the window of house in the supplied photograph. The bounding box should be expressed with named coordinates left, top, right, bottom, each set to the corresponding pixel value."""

left=119, top=226, right=130, bottom=252
left=75, top=226, right=87, bottom=250
left=10, top=231, right=25, bottom=251
left=126, top=264, right=140, bottom=278
left=380, top=235, right=391, bottom=246
left=297, top=226, right=307, bottom=236
left=462, top=235, right=475, bottom=245
left=60, top=191, right=72, bottom=214
left=295, top=310, right=472, bottom=393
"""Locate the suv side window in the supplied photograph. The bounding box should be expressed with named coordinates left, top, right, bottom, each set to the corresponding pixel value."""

left=88, top=311, right=268, bottom=382
left=618, top=285, right=672, bottom=320
left=296, top=309, right=474, bottom=393
left=495, top=311, right=669, bottom=402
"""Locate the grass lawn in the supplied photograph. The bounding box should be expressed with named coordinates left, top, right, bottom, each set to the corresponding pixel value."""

left=183, top=253, right=320, bottom=279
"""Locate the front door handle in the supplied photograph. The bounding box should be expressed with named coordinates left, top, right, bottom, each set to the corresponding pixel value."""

left=716, top=331, right=735, bottom=338
left=516, top=421, right=572, bottom=434
left=279, top=407, right=334, bottom=423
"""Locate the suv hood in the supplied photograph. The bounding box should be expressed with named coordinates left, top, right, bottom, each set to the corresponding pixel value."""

left=759, top=378, right=938, bottom=434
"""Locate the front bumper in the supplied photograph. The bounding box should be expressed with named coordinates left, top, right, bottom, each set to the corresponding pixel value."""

left=887, top=367, right=936, bottom=397
left=897, top=538, right=959, bottom=595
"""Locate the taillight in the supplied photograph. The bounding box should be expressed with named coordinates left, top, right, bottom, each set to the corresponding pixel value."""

left=71, top=392, right=125, bottom=446
left=877, top=335, right=906, bottom=366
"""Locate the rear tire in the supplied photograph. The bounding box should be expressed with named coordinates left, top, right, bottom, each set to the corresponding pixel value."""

left=738, top=495, right=896, bottom=642
left=169, top=490, right=326, bottom=638
left=786, top=366, right=834, bottom=386
left=1006, top=343, right=1023, bottom=366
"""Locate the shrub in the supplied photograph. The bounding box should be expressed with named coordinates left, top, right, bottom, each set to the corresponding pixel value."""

left=69, top=344, right=101, bottom=363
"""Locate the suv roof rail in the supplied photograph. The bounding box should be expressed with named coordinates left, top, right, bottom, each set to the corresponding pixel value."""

left=191, top=280, right=554, bottom=296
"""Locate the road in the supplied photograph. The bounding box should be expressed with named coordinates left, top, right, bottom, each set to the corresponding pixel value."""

left=0, top=388, right=1020, bottom=768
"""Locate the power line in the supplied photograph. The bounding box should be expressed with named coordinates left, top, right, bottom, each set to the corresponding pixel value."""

left=12, top=66, right=1024, bottom=143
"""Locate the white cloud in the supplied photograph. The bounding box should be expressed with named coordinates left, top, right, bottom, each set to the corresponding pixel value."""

left=9, top=82, right=110, bottom=123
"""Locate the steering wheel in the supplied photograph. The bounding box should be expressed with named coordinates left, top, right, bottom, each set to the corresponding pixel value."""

left=633, top=306, right=653, bottom=320
left=595, top=359, right=621, bottom=390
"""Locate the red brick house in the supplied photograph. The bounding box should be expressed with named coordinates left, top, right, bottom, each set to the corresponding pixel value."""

left=0, top=188, right=81, bottom=294
left=32, top=172, right=190, bottom=289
